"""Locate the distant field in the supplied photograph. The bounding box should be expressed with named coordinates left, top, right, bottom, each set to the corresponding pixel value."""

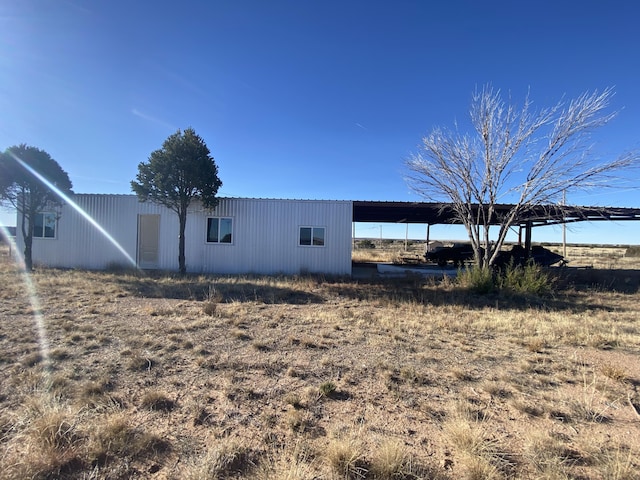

left=1, top=244, right=639, bottom=479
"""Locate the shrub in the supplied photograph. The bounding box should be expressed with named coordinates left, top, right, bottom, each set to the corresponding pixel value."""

left=457, top=262, right=553, bottom=296
left=499, top=262, right=552, bottom=296
left=140, top=391, right=175, bottom=411
left=457, top=266, right=495, bottom=294
left=357, top=239, right=376, bottom=249
left=183, top=442, right=254, bottom=479
left=325, top=436, right=366, bottom=479
left=202, top=284, right=223, bottom=316
left=319, top=381, right=337, bottom=398
left=369, top=440, right=409, bottom=479
left=88, top=413, right=167, bottom=462
left=625, top=245, right=640, bottom=257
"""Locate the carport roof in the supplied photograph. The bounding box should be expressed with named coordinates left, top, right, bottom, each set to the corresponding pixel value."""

left=352, top=201, right=640, bottom=227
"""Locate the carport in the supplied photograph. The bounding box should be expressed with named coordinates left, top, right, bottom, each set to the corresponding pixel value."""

left=352, top=201, right=640, bottom=254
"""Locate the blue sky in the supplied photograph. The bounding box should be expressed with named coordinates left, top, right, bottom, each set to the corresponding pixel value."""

left=1, top=0, right=639, bottom=244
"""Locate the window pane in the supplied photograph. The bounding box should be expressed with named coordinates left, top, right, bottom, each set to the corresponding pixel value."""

left=43, top=214, right=56, bottom=238
left=33, top=213, right=44, bottom=238
left=312, top=227, right=325, bottom=246
left=207, top=218, right=219, bottom=243
left=299, top=227, right=312, bottom=245
left=220, top=218, right=232, bottom=243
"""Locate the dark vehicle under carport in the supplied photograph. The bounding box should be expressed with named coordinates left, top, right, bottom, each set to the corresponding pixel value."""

left=425, top=243, right=567, bottom=268
left=425, top=243, right=477, bottom=267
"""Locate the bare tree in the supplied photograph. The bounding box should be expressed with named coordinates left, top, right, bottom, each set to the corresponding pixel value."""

left=406, top=85, right=639, bottom=268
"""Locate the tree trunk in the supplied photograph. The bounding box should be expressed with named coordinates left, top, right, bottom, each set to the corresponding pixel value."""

left=21, top=205, right=33, bottom=271
left=178, top=209, right=187, bottom=275
left=23, top=236, right=33, bottom=271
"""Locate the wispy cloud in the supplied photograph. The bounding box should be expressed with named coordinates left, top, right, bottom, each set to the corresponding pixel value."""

left=355, top=122, right=367, bottom=130
left=131, top=108, right=175, bottom=131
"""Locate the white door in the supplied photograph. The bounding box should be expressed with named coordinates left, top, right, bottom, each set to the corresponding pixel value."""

left=137, top=214, right=160, bottom=268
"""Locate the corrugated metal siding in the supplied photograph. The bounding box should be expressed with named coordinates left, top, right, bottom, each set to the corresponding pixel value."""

left=185, top=198, right=353, bottom=275
left=23, top=195, right=167, bottom=270
left=20, top=195, right=353, bottom=275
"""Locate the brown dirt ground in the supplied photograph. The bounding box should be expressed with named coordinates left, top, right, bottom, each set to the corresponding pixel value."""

left=0, top=247, right=639, bottom=479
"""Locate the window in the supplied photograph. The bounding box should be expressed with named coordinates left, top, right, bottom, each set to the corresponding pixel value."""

left=299, top=226, right=325, bottom=246
left=33, top=213, right=56, bottom=238
left=207, top=217, right=233, bottom=243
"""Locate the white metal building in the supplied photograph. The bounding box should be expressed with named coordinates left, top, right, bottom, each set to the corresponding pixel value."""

left=18, top=194, right=353, bottom=275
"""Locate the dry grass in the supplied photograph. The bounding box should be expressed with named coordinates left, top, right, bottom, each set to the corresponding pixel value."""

left=0, top=244, right=639, bottom=479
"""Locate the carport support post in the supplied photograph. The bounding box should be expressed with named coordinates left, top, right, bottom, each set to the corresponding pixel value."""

left=524, top=221, right=532, bottom=259
left=352, top=222, right=355, bottom=250
left=426, top=224, right=430, bottom=252
left=518, top=225, right=522, bottom=246
left=404, top=223, right=408, bottom=251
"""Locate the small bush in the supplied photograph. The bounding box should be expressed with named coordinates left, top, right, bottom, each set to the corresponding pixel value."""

left=457, top=262, right=553, bottom=296
left=325, top=436, right=367, bottom=479
left=624, top=245, right=640, bottom=257
left=202, top=301, right=217, bottom=316
left=140, top=391, right=175, bottom=411
left=369, top=440, right=409, bottom=479
left=252, top=340, right=269, bottom=351
left=21, top=351, right=43, bottom=367
left=600, top=364, right=628, bottom=383
left=88, top=413, right=165, bottom=462
left=286, top=410, right=312, bottom=433
left=357, top=239, right=376, bottom=249
left=499, top=262, right=552, bottom=296
left=319, top=381, right=337, bottom=398
left=33, top=407, right=80, bottom=452
left=183, top=442, right=254, bottom=479
left=457, top=266, right=495, bottom=294
left=284, top=393, right=303, bottom=409
left=125, top=351, right=156, bottom=372
left=202, top=284, right=223, bottom=316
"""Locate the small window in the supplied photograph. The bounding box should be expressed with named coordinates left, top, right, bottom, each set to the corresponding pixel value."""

left=299, top=226, right=325, bottom=247
left=207, top=217, right=233, bottom=244
left=33, top=213, right=56, bottom=239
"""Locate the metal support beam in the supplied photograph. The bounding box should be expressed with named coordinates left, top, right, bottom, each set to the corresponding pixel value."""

left=524, top=221, right=532, bottom=260
left=426, top=224, right=431, bottom=252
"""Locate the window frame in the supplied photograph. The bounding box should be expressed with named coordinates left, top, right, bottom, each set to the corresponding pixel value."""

left=33, top=212, right=57, bottom=239
left=206, top=217, right=234, bottom=244
left=299, top=226, right=325, bottom=247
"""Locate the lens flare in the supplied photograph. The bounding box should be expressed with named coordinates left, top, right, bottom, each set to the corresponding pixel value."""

left=1, top=225, right=51, bottom=371
left=9, top=152, right=138, bottom=268
left=6, top=153, right=140, bottom=377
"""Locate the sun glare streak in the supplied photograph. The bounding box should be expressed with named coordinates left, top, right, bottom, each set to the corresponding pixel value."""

left=23, top=271, right=51, bottom=370
left=5, top=153, right=141, bottom=382
left=9, top=152, right=138, bottom=268
left=1, top=225, right=51, bottom=371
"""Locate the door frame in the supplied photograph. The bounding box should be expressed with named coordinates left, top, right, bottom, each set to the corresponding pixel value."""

left=137, top=214, right=160, bottom=269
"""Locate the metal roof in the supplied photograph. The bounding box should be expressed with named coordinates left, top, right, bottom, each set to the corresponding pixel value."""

left=352, top=201, right=640, bottom=227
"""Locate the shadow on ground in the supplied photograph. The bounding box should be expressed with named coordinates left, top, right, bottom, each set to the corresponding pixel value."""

left=342, top=263, right=639, bottom=312
left=90, top=264, right=639, bottom=311
left=113, top=275, right=326, bottom=304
